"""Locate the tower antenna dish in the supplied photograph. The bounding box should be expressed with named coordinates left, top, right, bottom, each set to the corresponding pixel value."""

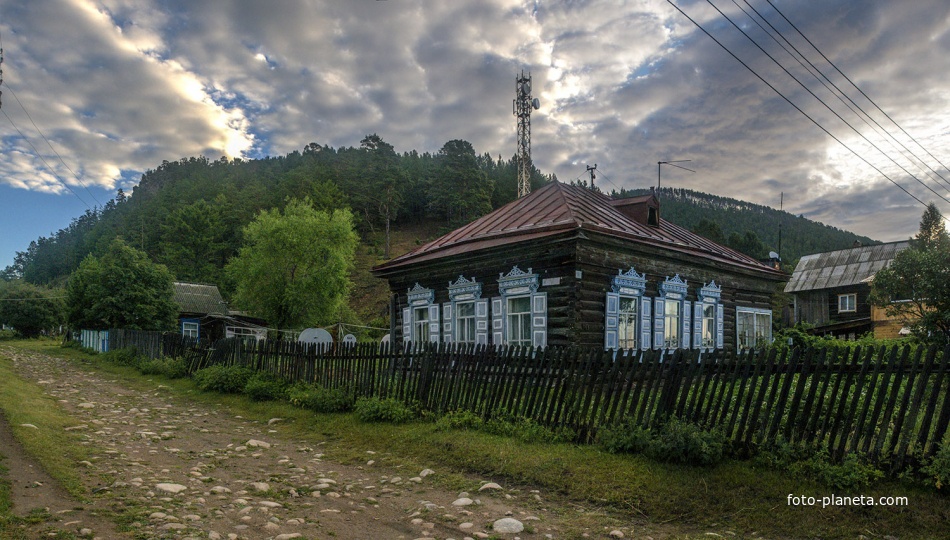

left=514, top=71, right=539, bottom=198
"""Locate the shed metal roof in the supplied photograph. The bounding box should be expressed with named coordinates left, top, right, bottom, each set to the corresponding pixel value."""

left=784, top=241, right=910, bottom=293
left=173, top=282, right=228, bottom=316
left=373, top=181, right=785, bottom=278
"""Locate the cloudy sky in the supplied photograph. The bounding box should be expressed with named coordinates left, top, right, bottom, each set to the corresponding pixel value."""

left=2, top=0, right=950, bottom=270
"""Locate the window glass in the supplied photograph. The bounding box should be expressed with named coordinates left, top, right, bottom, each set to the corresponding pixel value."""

left=838, top=294, right=856, bottom=313
left=702, top=303, right=716, bottom=348
left=182, top=321, right=199, bottom=338
left=618, top=296, right=638, bottom=350
left=507, top=296, right=532, bottom=347
left=456, top=301, right=475, bottom=344
left=413, top=306, right=429, bottom=341
left=737, top=309, right=772, bottom=350
left=664, top=300, right=680, bottom=349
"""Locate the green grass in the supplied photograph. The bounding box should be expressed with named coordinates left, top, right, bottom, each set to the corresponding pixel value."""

left=0, top=353, right=92, bottom=499
left=6, top=338, right=950, bottom=539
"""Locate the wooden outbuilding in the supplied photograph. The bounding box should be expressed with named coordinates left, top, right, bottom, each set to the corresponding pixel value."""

left=372, top=182, right=787, bottom=351
left=785, top=241, right=911, bottom=339
left=173, top=282, right=267, bottom=342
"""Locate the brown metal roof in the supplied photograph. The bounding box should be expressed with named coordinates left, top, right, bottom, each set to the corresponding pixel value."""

left=373, top=181, right=785, bottom=277
left=784, top=241, right=910, bottom=293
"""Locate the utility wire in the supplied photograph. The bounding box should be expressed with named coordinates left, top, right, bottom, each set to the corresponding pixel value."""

left=736, top=0, right=950, bottom=192
left=594, top=169, right=623, bottom=193
left=0, top=295, right=67, bottom=302
left=665, top=1, right=936, bottom=216
left=765, top=0, right=950, bottom=179
left=0, top=15, right=102, bottom=207
left=6, top=83, right=102, bottom=206
left=704, top=0, right=950, bottom=205
left=1, top=108, right=92, bottom=208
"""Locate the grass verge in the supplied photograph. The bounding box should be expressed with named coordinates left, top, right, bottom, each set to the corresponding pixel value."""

left=8, top=338, right=950, bottom=539
left=0, top=352, right=91, bottom=499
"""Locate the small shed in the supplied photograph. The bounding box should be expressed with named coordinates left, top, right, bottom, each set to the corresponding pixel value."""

left=172, top=282, right=266, bottom=342
left=373, top=182, right=787, bottom=351
left=785, top=241, right=910, bottom=339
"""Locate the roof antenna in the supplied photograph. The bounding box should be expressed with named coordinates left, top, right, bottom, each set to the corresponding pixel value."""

left=586, top=164, right=597, bottom=190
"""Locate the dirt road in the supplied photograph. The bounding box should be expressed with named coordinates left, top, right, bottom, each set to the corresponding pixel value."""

left=0, top=345, right=650, bottom=540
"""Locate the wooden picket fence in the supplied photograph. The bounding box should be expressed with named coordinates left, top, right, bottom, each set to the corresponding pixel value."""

left=108, top=328, right=200, bottom=361
left=104, top=330, right=950, bottom=471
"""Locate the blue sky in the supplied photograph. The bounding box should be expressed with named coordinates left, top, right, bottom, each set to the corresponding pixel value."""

left=2, top=0, right=950, bottom=271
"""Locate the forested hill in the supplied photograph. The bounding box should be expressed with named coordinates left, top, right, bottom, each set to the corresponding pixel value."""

left=5, top=137, right=875, bottom=314
left=3, top=136, right=554, bottom=288
left=612, top=187, right=877, bottom=266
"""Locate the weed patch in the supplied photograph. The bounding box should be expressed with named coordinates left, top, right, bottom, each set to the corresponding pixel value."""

left=193, top=365, right=254, bottom=393
left=243, top=372, right=287, bottom=402
left=598, top=417, right=726, bottom=466
left=286, top=383, right=353, bottom=413
left=354, top=397, right=416, bottom=423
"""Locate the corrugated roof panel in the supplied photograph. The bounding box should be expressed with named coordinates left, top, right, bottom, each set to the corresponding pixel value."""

left=784, top=241, right=910, bottom=293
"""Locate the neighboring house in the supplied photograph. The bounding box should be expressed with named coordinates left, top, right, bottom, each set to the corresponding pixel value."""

left=372, top=182, right=787, bottom=351
left=784, top=241, right=911, bottom=340
left=172, top=282, right=267, bottom=342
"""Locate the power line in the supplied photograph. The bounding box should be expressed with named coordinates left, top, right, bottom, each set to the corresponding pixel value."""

left=765, top=0, right=950, bottom=180
left=5, top=83, right=102, bottom=206
left=666, top=1, right=937, bottom=216
left=1, top=107, right=92, bottom=208
left=0, top=295, right=67, bottom=302
left=703, top=0, right=950, bottom=205
left=734, top=0, right=950, bottom=192
left=0, top=14, right=102, bottom=207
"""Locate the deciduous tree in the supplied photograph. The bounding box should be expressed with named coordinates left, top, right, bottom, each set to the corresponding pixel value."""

left=0, top=281, right=64, bottom=337
left=870, top=203, right=950, bottom=343
left=225, top=199, right=358, bottom=329
left=66, top=238, right=178, bottom=331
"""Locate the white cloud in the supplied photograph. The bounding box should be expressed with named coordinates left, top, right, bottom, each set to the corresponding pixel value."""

left=0, top=0, right=949, bottom=244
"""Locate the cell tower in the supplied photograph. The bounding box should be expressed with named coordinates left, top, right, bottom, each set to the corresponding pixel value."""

left=513, top=71, right=539, bottom=198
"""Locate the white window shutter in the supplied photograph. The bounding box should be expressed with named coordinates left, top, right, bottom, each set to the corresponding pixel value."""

left=475, top=299, right=489, bottom=345
left=692, top=301, right=703, bottom=349
left=531, top=292, right=547, bottom=348
left=716, top=304, right=725, bottom=349
left=605, top=292, right=620, bottom=350
left=428, top=304, right=441, bottom=343
left=443, top=302, right=453, bottom=343
left=681, top=300, right=691, bottom=349
left=402, top=307, right=411, bottom=342
left=640, top=297, right=652, bottom=350
left=653, top=298, right=665, bottom=350
left=491, top=297, right=504, bottom=345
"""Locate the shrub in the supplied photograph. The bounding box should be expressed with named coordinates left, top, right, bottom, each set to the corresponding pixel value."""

left=286, top=383, right=353, bottom=413
left=482, top=409, right=575, bottom=444
left=160, top=357, right=190, bottom=379
left=100, top=346, right=141, bottom=367
left=435, top=410, right=484, bottom=432
left=921, top=443, right=950, bottom=490
left=597, top=418, right=653, bottom=455
left=646, top=417, right=727, bottom=466
left=136, top=357, right=189, bottom=378
left=193, top=365, right=255, bottom=393
left=792, top=450, right=883, bottom=491
left=138, top=358, right=167, bottom=376
left=354, top=397, right=416, bottom=424
left=244, top=372, right=287, bottom=402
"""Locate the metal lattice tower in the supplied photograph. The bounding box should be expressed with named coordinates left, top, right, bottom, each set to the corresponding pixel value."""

left=513, top=71, right=538, bottom=198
